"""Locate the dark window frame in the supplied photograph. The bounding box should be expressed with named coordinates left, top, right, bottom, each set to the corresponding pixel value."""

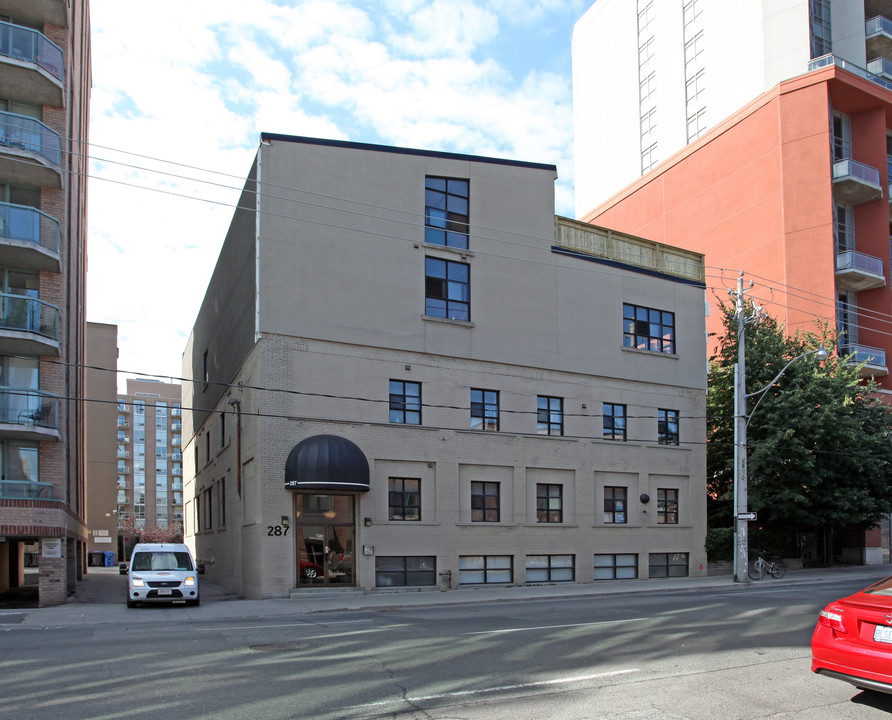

left=657, top=488, right=679, bottom=525
left=604, top=486, right=627, bottom=524
left=594, top=553, right=639, bottom=580
left=536, top=483, right=563, bottom=523
left=525, top=554, right=575, bottom=582
left=375, top=556, right=436, bottom=587
left=537, top=395, right=563, bottom=436
left=470, top=388, right=499, bottom=431
left=388, top=477, right=421, bottom=521
left=425, top=256, right=470, bottom=321
left=623, top=303, right=675, bottom=354
left=649, top=552, right=689, bottom=578
left=389, top=380, right=421, bottom=425
left=471, top=481, right=500, bottom=522
left=603, top=403, right=627, bottom=441
left=424, top=176, right=469, bottom=248
left=658, top=408, right=679, bottom=445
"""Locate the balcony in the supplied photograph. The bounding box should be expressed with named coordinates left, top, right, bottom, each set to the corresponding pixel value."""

left=840, top=343, right=888, bottom=377
left=867, top=16, right=892, bottom=60
left=832, top=159, right=883, bottom=204
left=0, top=386, right=59, bottom=440
left=868, top=56, right=892, bottom=80
left=0, top=479, right=55, bottom=500
left=1, top=1, right=69, bottom=28
left=117, top=419, right=129, bottom=429
left=116, top=449, right=130, bottom=459
left=0, top=201, right=60, bottom=272
left=0, top=292, right=60, bottom=355
left=0, top=111, right=62, bottom=188
left=117, top=465, right=130, bottom=474
left=117, top=402, right=129, bottom=413
left=835, top=251, right=886, bottom=291
left=0, top=21, right=64, bottom=107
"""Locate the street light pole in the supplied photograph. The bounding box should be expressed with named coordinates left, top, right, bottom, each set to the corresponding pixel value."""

left=731, top=270, right=828, bottom=583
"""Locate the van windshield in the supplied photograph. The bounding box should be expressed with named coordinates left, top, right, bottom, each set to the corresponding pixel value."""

left=131, top=551, right=194, bottom=572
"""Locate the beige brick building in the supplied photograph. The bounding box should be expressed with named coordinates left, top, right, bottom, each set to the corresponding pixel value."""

left=183, top=136, right=708, bottom=599
left=0, top=0, right=91, bottom=605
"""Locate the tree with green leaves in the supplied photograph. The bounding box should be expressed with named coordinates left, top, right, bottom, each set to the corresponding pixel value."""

left=707, top=302, right=892, bottom=560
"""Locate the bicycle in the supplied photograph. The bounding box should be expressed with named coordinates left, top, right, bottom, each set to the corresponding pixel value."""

left=747, top=552, right=786, bottom=580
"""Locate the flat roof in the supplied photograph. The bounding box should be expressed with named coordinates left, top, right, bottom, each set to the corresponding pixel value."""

left=259, top=133, right=558, bottom=173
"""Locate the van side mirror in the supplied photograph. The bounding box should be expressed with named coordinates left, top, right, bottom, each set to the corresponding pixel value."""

left=197, top=563, right=206, bottom=575
left=119, top=563, right=128, bottom=575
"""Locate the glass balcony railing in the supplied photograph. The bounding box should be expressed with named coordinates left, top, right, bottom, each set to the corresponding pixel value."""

left=840, top=343, right=887, bottom=368
left=809, top=53, right=892, bottom=93
left=0, top=292, right=59, bottom=339
left=0, top=479, right=54, bottom=499
left=832, top=158, right=881, bottom=187
left=0, top=111, right=61, bottom=167
left=0, top=20, right=63, bottom=81
left=867, top=56, right=892, bottom=79
left=0, top=386, right=58, bottom=429
left=0, top=201, right=59, bottom=253
left=836, top=250, right=884, bottom=277
left=866, top=15, right=892, bottom=41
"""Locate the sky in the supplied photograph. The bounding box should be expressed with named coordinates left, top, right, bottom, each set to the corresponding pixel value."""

left=87, top=0, right=590, bottom=390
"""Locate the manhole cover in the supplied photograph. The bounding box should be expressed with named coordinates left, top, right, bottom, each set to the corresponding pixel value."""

left=0, top=614, right=26, bottom=624
left=249, top=643, right=301, bottom=652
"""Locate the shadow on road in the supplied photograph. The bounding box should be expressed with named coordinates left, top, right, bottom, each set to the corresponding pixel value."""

left=851, top=690, right=892, bottom=711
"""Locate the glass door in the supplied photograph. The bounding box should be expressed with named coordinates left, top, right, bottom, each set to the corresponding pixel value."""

left=296, top=494, right=355, bottom=587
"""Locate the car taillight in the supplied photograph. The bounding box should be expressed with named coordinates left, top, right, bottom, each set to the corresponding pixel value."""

left=818, top=606, right=848, bottom=634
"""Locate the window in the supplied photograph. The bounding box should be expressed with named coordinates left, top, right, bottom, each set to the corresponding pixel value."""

left=388, top=477, right=420, bottom=521
left=537, top=395, right=563, bottom=436
left=204, top=487, right=213, bottom=530
left=595, top=554, right=638, bottom=580
left=389, top=380, right=421, bottom=425
left=658, top=409, right=679, bottom=445
left=623, top=303, right=675, bottom=353
left=203, top=350, right=209, bottom=386
left=425, top=257, right=469, bottom=321
left=425, top=176, right=469, bottom=248
left=220, top=411, right=226, bottom=447
left=604, top=486, right=627, bottom=524
left=536, top=483, right=562, bottom=523
left=205, top=432, right=211, bottom=463
left=459, top=555, right=512, bottom=584
left=810, top=0, right=832, bottom=59
left=219, top=478, right=226, bottom=526
left=526, top=555, right=574, bottom=582
left=471, top=481, right=500, bottom=522
left=657, top=488, right=678, bottom=524
left=376, top=556, right=436, bottom=587
left=470, top=389, right=499, bottom=431
left=603, top=403, right=626, bottom=441
left=649, top=552, right=689, bottom=578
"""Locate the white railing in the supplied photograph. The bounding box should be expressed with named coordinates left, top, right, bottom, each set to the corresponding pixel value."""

left=836, top=250, right=884, bottom=277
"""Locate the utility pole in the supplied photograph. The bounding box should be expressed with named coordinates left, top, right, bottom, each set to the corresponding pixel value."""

left=733, top=272, right=750, bottom=583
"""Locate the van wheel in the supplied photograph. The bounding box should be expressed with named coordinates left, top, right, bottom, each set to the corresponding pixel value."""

left=126, top=598, right=137, bottom=608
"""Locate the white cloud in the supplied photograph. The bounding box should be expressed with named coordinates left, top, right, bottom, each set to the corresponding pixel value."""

left=87, top=0, right=577, bottom=391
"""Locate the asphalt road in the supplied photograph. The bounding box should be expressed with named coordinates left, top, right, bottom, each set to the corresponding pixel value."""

left=2, top=574, right=891, bottom=719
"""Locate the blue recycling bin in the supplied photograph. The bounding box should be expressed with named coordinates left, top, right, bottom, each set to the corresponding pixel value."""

left=103, top=551, right=115, bottom=567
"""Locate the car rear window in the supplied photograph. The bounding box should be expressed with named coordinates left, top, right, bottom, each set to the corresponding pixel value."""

left=864, top=576, right=892, bottom=596
left=132, top=551, right=194, bottom=572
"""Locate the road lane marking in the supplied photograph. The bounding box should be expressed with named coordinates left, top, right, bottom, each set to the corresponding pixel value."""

left=461, top=618, right=647, bottom=635
left=344, top=669, right=640, bottom=710
left=194, top=619, right=371, bottom=631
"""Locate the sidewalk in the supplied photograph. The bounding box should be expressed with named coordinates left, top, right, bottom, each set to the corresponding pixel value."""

left=3, top=563, right=889, bottom=628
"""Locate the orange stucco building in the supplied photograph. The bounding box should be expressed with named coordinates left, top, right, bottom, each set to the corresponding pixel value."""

left=583, top=61, right=892, bottom=393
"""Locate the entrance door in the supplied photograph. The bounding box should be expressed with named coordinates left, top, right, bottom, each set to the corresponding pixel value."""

left=296, top=494, right=355, bottom=587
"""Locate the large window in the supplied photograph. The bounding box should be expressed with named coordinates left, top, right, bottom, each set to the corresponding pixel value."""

left=623, top=303, right=675, bottom=354
left=603, top=403, right=626, bottom=441
left=526, top=555, right=574, bottom=582
left=537, top=395, right=563, bottom=436
left=658, top=409, right=679, bottom=445
left=389, top=380, right=421, bottom=425
left=388, top=477, right=420, bottom=521
left=376, top=556, right=436, bottom=587
left=459, top=555, right=512, bottom=585
left=657, top=488, right=678, bottom=524
left=425, top=257, right=469, bottom=321
left=594, top=553, right=638, bottom=580
left=470, top=389, right=499, bottom=431
left=649, top=552, right=689, bottom=578
left=425, top=176, right=469, bottom=248
left=471, top=481, right=500, bottom=522
left=604, top=486, right=627, bottom=524
left=536, top=483, right=562, bottom=523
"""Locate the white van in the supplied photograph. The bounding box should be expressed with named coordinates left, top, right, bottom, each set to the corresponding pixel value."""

left=120, top=543, right=204, bottom=608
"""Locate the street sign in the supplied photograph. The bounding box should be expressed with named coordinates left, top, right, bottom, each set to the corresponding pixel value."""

left=737, top=512, right=757, bottom=521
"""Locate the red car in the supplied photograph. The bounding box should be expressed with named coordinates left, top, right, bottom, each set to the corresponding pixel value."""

left=812, top=575, right=892, bottom=695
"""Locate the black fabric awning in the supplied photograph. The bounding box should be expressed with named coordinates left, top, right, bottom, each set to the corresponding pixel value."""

left=284, top=434, right=370, bottom=492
